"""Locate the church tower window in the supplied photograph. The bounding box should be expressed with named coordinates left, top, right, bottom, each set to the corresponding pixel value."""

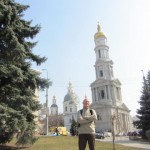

left=65, top=106, right=67, bottom=111
left=116, top=87, right=120, bottom=99
left=70, top=108, right=72, bottom=112
left=101, top=90, right=105, bottom=99
left=98, top=49, right=101, bottom=58
left=100, top=70, right=103, bottom=77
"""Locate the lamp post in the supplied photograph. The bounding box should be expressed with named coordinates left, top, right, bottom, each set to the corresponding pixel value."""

left=111, top=113, right=117, bottom=150
left=42, top=69, right=49, bottom=136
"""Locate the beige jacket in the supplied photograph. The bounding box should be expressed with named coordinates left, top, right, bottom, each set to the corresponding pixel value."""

left=77, top=108, right=97, bottom=134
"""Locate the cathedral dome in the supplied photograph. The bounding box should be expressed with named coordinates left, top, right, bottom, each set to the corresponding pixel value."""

left=64, top=82, right=78, bottom=102
left=64, top=93, right=72, bottom=102
left=94, top=23, right=106, bottom=40
left=51, top=104, right=58, bottom=107
left=64, top=93, right=78, bottom=102
left=69, top=100, right=76, bottom=104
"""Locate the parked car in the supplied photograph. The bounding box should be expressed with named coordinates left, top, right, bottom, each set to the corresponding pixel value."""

left=127, top=131, right=142, bottom=136
left=95, top=131, right=105, bottom=139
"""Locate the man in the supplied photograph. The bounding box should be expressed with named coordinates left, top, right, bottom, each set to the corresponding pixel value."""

left=77, top=97, right=97, bottom=150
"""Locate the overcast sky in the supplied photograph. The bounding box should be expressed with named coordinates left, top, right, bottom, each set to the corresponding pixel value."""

left=16, top=0, right=150, bottom=116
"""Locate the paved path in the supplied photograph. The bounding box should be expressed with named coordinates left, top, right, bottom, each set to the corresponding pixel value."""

left=96, top=136, right=150, bottom=150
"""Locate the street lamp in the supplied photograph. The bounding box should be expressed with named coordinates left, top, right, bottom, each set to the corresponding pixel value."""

left=42, top=69, right=49, bottom=136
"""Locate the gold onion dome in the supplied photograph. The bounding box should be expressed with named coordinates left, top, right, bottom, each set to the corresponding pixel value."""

left=94, top=23, right=106, bottom=40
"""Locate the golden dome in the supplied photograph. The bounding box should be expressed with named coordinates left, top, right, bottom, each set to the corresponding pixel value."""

left=94, top=23, right=106, bottom=40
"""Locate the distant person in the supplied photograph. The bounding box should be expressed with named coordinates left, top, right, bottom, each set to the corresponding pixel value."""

left=56, top=127, right=59, bottom=136
left=77, top=97, right=97, bottom=150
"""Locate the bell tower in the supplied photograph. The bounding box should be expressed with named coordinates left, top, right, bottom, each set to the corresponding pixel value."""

left=50, top=96, right=58, bottom=115
left=94, top=23, right=114, bottom=81
left=90, top=23, right=132, bottom=134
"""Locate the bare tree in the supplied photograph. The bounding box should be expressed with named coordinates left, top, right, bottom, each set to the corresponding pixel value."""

left=48, top=114, right=64, bottom=127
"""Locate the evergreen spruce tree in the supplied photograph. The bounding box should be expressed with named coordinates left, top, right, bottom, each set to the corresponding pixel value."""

left=0, top=0, right=50, bottom=145
left=134, top=71, right=150, bottom=139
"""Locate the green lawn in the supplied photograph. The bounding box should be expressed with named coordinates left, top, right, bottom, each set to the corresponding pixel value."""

left=2, top=136, right=145, bottom=150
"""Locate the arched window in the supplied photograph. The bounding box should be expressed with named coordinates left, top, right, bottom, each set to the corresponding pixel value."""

left=98, top=49, right=101, bottom=58
left=101, top=90, right=105, bottom=99
left=100, top=70, right=103, bottom=77
left=65, top=106, right=67, bottom=111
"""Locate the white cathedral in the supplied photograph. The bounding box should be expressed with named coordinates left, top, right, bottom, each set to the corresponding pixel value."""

left=63, top=82, right=79, bottom=131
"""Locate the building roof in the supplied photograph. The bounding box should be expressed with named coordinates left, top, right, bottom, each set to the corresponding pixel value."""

left=64, top=93, right=72, bottom=102
left=51, top=104, right=58, bottom=107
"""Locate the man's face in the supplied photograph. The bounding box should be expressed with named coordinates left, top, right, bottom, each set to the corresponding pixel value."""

left=83, top=99, right=90, bottom=109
